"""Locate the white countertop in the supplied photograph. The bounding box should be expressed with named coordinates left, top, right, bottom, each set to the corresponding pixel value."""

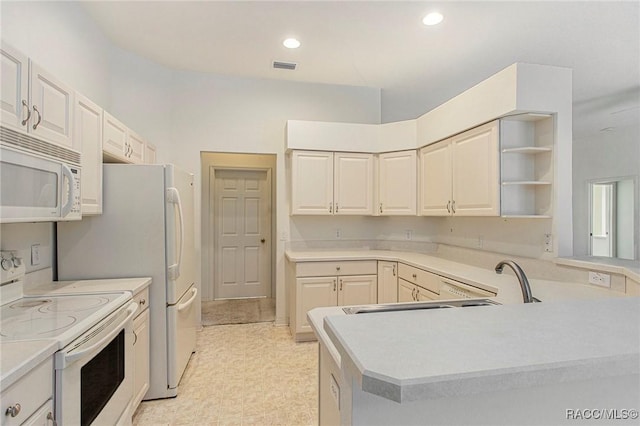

left=287, top=249, right=627, bottom=305
left=1, top=277, right=151, bottom=392
left=26, top=276, right=152, bottom=296
left=1, top=339, right=58, bottom=392
left=323, top=297, right=640, bottom=403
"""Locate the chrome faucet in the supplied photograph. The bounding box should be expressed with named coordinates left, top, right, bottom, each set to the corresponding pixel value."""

left=495, top=260, right=537, bottom=303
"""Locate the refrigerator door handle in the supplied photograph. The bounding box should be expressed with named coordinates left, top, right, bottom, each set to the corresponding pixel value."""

left=177, top=287, right=198, bottom=312
left=167, top=187, right=184, bottom=280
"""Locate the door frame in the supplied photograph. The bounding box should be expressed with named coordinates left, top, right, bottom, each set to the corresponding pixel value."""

left=200, top=152, right=277, bottom=302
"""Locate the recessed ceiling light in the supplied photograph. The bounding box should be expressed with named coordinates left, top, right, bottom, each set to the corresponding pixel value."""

left=283, top=38, right=301, bottom=49
left=423, top=12, right=444, bottom=26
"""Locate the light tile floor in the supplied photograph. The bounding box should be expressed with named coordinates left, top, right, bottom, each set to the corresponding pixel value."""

left=133, top=322, right=318, bottom=425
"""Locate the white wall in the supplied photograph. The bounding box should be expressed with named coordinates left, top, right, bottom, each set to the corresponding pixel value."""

left=573, top=122, right=640, bottom=259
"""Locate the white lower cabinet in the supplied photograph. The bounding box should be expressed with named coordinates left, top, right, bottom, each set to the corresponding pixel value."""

left=22, top=399, right=54, bottom=426
left=288, top=260, right=377, bottom=341
left=377, top=261, right=398, bottom=303
left=397, top=263, right=440, bottom=301
left=1, top=357, right=54, bottom=426
left=131, top=287, right=150, bottom=412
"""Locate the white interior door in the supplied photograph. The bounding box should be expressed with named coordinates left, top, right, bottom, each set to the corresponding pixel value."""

left=214, top=169, right=271, bottom=299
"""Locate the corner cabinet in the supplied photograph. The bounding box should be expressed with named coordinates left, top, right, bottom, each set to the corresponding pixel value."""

left=288, top=259, right=377, bottom=341
left=290, top=150, right=373, bottom=215
left=420, top=120, right=500, bottom=216
left=377, top=151, right=417, bottom=215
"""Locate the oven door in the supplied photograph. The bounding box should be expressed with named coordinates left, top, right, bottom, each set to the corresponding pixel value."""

left=55, top=302, right=137, bottom=426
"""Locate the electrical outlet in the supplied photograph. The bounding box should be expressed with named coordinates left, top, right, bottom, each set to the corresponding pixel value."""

left=588, top=271, right=611, bottom=288
left=335, top=228, right=341, bottom=239
left=405, top=230, right=412, bottom=240
left=544, top=234, right=553, bottom=253
left=31, top=244, right=41, bottom=266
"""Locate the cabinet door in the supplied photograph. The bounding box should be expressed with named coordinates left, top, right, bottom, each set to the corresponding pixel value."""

left=296, top=276, right=337, bottom=333
left=416, top=286, right=438, bottom=301
left=132, top=309, right=150, bottom=409
left=291, top=151, right=334, bottom=215
left=144, top=142, right=157, bottom=164
left=103, top=111, right=128, bottom=161
left=29, top=62, right=74, bottom=148
left=419, top=141, right=452, bottom=216
left=21, top=399, right=54, bottom=426
left=398, top=278, right=415, bottom=302
left=1, top=43, right=29, bottom=131
left=338, top=275, right=377, bottom=306
left=451, top=120, right=500, bottom=216
left=378, top=151, right=417, bottom=215
left=334, top=152, right=374, bottom=215
left=128, top=130, right=145, bottom=164
left=377, top=261, right=398, bottom=303
left=74, top=93, right=103, bottom=215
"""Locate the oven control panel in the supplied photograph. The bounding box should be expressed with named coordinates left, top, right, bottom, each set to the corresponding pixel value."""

left=0, top=250, right=25, bottom=284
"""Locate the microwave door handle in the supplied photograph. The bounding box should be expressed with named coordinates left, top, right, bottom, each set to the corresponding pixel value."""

left=167, top=187, right=184, bottom=280
left=57, top=302, right=138, bottom=368
left=177, top=287, right=198, bottom=312
left=60, top=164, right=75, bottom=217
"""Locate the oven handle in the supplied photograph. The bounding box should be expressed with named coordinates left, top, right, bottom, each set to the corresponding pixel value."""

left=177, top=287, right=198, bottom=312
left=58, top=302, right=138, bottom=367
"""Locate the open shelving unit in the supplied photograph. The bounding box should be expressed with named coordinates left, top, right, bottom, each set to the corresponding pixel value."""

left=500, top=113, right=554, bottom=218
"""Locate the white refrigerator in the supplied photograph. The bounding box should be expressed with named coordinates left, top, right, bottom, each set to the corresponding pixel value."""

left=57, top=163, right=198, bottom=400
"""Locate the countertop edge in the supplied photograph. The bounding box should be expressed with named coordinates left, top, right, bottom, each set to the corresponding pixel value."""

left=0, top=339, right=58, bottom=392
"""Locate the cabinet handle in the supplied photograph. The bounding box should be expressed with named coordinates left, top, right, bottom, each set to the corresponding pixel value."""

left=379, top=203, right=383, bottom=214
left=392, top=265, right=396, bottom=276
left=416, top=288, right=420, bottom=300
left=336, top=266, right=341, bottom=271
left=412, top=273, right=417, bottom=279
left=329, top=202, right=333, bottom=214
left=446, top=200, right=451, bottom=214
left=333, top=279, right=337, bottom=292
left=32, top=105, right=41, bottom=130
left=140, top=298, right=146, bottom=306
left=339, top=279, right=343, bottom=291
left=411, top=287, right=416, bottom=301
left=20, top=100, right=31, bottom=126
left=451, top=200, right=456, bottom=214
left=335, top=203, right=339, bottom=213
left=133, top=331, right=138, bottom=345
left=47, top=411, right=57, bottom=426
left=5, top=403, right=21, bottom=417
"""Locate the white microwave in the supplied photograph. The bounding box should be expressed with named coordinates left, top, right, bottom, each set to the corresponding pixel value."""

left=1, top=125, right=81, bottom=223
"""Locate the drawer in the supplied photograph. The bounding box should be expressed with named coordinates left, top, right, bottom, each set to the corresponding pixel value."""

left=133, top=287, right=150, bottom=313
left=296, top=261, right=377, bottom=277
left=398, top=263, right=440, bottom=294
left=1, top=357, right=53, bottom=426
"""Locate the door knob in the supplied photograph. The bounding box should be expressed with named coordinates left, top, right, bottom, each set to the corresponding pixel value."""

left=260, top=238, right=266, bottom=243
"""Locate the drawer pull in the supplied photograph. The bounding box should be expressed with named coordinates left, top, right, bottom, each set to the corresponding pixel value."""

left=140, top=298, right=146, bottom=306
left=5, top=403, right=21, bottom=417
left=47, top=411, right=57, bottom=426
left=336, top=266, right=341, bottom=271
left=412, top=273, right=417, bottom=279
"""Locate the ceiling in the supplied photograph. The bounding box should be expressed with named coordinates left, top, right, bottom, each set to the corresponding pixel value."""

left=82, top=1, right=639, bottom=136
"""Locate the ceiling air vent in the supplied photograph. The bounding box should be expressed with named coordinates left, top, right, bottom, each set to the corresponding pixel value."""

left=273, top=61, right=297, bottom=71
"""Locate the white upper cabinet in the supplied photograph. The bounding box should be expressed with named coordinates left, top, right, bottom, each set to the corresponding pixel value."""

left=103, top=111, right=128, bottom=161
left=420, top=120, right=500, bottom=216
left=334, top=152, right=374, bottom=215
left=29, top=63, right=74, bottom=148
left=1, top=43, right=29, bottom=131
left=377, top=150, right=417, bottom=215
left=1, top=44, right=73, bottom=149
left=74, top=93, right=103, bottom=215
left=127, top=130, right=145, bottom=164
left=144, top=142, right=157, bottom=164
left=420, top=141, right=453, bottom=216
left=451, top=120, right=500, bottom=216
left=290, top=150, right=373, bottom=215
left=291, top=150, right=334, bottom=215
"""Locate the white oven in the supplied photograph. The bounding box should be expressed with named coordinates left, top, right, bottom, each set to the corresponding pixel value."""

left=55, top=301, right=138, bottom=426
left=0, top=125, right=81, bottom=223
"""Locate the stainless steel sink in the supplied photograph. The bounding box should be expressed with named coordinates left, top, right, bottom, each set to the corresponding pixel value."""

left=342, top=299, right=499, bottom=315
